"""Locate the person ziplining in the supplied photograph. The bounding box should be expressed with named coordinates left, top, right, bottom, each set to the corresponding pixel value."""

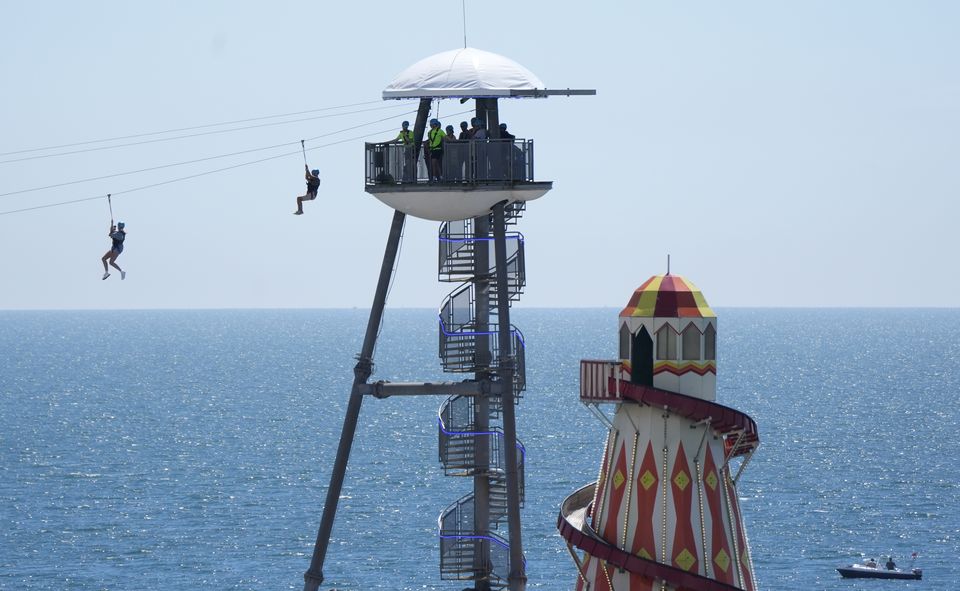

left=100, top=194, right=127, bottom=280
left=294, top=140, right=321, bottom=215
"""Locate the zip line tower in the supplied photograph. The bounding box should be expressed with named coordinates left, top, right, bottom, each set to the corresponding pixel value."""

left=301, top=48, right=593, bottom=591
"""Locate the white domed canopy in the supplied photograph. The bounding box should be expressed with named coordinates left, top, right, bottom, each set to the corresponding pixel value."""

left=383, top=47, right=546, bottom=99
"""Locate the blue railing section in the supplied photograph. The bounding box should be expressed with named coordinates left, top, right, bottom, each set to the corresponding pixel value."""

left=437, top=418, right=527, bottom=465
left=438, top=498, right=527, bottom=584
left=438, top=317, right=526, bottom=348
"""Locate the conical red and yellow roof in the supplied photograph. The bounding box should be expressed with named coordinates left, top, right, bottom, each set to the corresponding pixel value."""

left=619, top=274, right=715, bottom=318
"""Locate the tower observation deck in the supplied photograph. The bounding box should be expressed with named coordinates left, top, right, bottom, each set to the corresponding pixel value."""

left=302, top=47, right=593, bottom=591
left=365, top=47, right=591, bottom=222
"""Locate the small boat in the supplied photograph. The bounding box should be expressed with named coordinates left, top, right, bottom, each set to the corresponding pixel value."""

left=837, top=558, right=922, bottom=580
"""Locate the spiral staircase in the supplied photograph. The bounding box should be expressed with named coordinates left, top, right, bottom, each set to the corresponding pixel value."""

left=436, top=203, right=527, bottom=589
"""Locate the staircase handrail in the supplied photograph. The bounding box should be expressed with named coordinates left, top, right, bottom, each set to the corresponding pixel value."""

left=439, top=318, right=526, bottom=367
left=439, top=318, right=525, bottom=347
left=439, top=284, right=476, bottom=333
left=438, top=411, right=527, bottom=474
left=437, top=497, right=526, bottom=580
left=439, top=231, right=525, bottom=281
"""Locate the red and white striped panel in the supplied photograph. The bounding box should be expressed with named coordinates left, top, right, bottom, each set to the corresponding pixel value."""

left=580, top=360, right=623, bottom=402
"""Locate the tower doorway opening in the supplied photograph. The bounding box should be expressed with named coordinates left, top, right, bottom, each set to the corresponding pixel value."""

left=631, top=326, right=654, bottom=386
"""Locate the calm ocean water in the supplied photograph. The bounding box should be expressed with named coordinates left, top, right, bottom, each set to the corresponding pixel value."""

left=1, top=308, right=958, bottom=590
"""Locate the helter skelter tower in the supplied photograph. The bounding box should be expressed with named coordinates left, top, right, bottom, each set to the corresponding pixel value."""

left=301, top=48, right=593, bottom=591
left=558, top=274, right=761, bottom=591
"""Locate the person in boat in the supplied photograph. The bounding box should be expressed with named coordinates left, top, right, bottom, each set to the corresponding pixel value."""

left=886, top=557, right=896, bottom=570
left=865, top=558, right=877, bottom=568
left=101, top=221, right=126, bottom=280
left=294, top=165, right=320, bottom=215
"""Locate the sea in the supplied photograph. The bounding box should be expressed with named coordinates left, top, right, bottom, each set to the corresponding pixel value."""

left=1, top=308, right=957, bottom=591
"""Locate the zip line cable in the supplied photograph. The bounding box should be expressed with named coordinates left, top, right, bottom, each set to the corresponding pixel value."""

left=0, top=99, right=383, bottom=158
left=0, top=103, right=412, bottom=165
left=0, top=107, right=475, bottom=218
left=0, top=132, right=381, bottom=217
left=0, top=109, right=418, bottom=199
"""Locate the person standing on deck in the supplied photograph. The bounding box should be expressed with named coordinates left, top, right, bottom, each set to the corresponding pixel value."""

left=472, top=120, right=488, bottom=140
left=467, top=117, right=482, bottom=138
left=390, top=120, right=416, bottom=182
left=392, top=120, right=414, bottom=146
left=427, top=119, right=445, bottom=182
left=444, top=125, right=462, bottom=180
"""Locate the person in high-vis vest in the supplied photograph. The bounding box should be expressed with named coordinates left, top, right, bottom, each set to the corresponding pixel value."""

left=390, top=120, right=415, bottom=182
left=427, top=118, right=445, bottom=182
left=392, top=120, right=414, bottom=145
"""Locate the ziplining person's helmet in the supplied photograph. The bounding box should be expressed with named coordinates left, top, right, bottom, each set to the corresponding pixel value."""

left=311, top=170, right=319, bottom=176
left=117, top=222, right=125, bottom=228
left=401, top=121, right=409, bottom=128
left=430, top=118, right=440, bottom=126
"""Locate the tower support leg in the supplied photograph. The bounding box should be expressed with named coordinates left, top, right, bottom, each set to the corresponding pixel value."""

left=491, top=201, right=526, bottom=591
left=302, top=210, right=407, bottom=591
left=472, top=213, right=493, bottom=591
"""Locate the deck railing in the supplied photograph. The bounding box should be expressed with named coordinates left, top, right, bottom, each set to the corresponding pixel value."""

left=365, top=138, right=535, bottom=185
left=580, top=360, right=624, bottom=403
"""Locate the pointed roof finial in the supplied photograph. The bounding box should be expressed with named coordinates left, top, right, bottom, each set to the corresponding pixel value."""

left=667, top=254, right=671, bottom=276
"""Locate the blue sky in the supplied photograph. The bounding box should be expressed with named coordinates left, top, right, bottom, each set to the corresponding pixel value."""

left=1, top=1, right=957, bottom=309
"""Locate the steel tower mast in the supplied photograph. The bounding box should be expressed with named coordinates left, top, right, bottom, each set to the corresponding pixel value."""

left=302, top=47, right=592, bottom=591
